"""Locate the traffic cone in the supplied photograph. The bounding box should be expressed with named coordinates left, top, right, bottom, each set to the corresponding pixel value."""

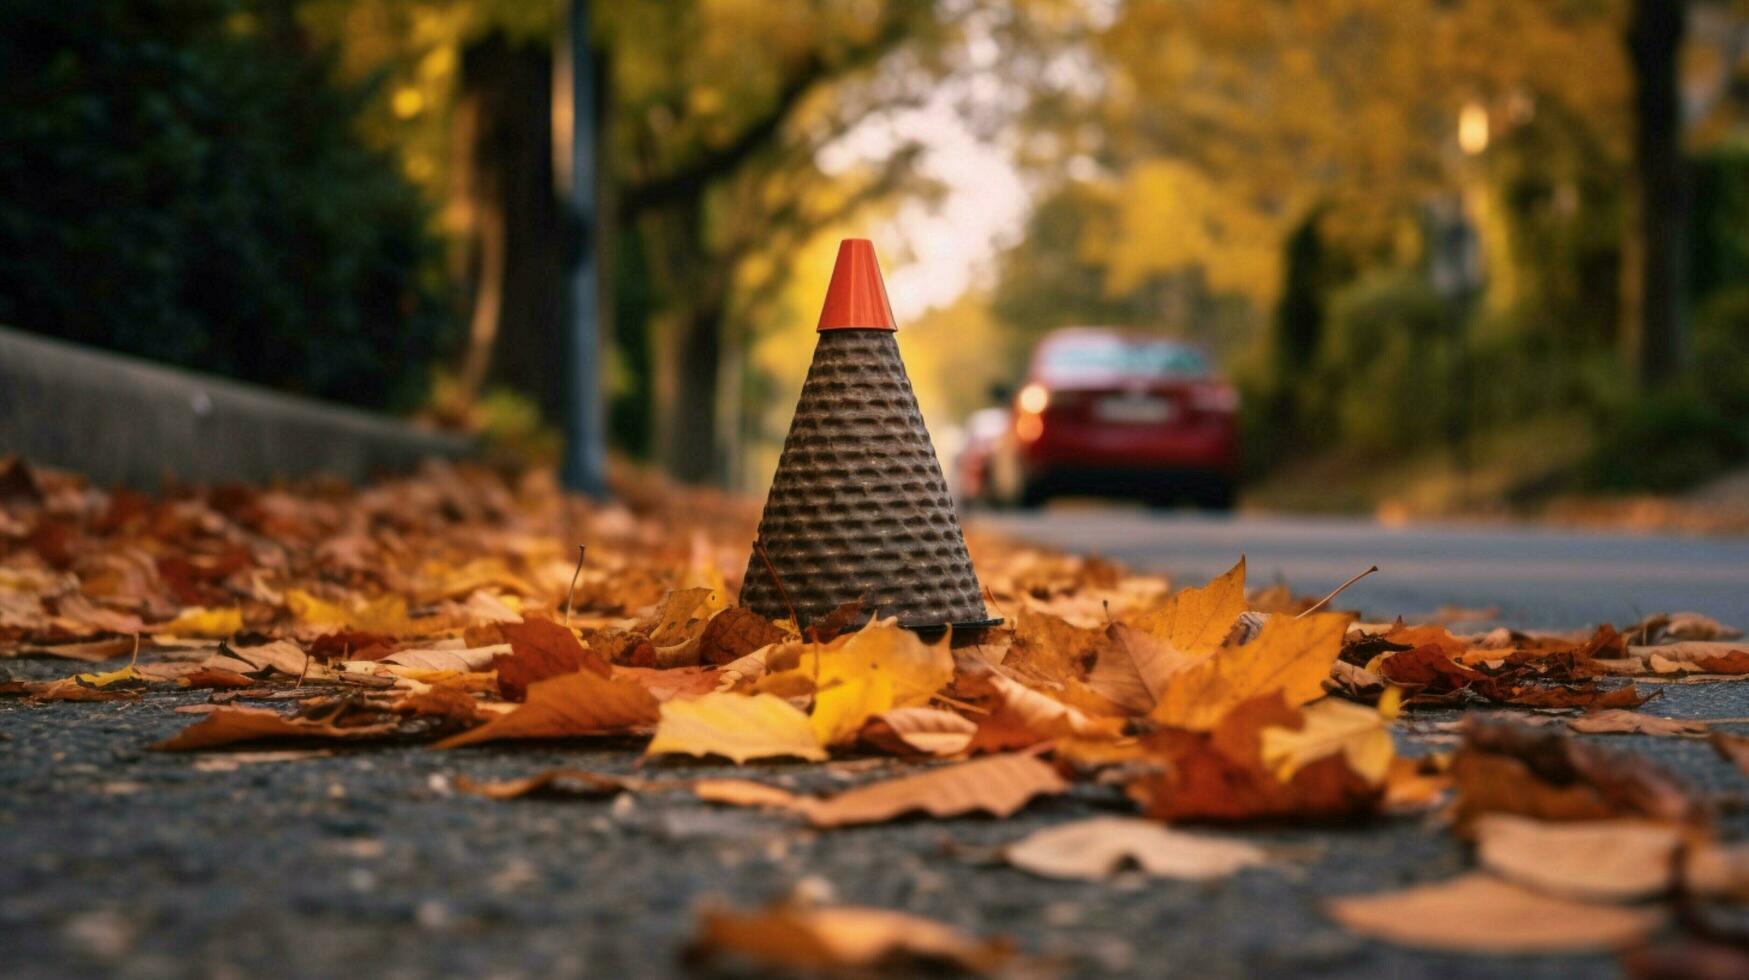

left=740, top=239, right=997, bottom=634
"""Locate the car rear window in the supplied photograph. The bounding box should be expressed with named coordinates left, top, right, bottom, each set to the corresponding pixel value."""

left=1039, top=337, right=1207, bottom=379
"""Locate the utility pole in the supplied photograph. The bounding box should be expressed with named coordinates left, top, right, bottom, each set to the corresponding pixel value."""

left=558, top=0, right=607, bottom=497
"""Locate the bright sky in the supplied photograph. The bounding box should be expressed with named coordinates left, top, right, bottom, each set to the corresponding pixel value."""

left=819, top=54, right=1032, bottom=322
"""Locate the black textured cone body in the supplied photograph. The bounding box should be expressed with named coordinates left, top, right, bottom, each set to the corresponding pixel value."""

left=741, top=329, right=993, bottom=632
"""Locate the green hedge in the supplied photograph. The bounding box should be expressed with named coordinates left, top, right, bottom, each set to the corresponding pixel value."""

left=0, top=0, right=455, bottom=410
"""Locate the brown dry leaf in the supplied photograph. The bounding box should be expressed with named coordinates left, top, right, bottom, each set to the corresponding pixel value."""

left=455, top=769, right=647, bottom=800
left=1150, top=612, right=1351, bottom=731
left=394, top=687, right=483, bottom=725
left=177, top=668, right=256, bottom=690
left=435, top=669, right=659, bottom=748
left=858, top=707, right=977, bottom=757
left=804, top=753, right=1067, bottom=827
left=1327, top=873, right=1662, bottom=954
left=1003, top=607, right=1109, bottom=684
left=379, top=645, right=505, bottom=673
left=1685, top=842, right=1749, bottom=901
left=971, top=672, right=1125, bottom=749
left=643, top=692, right=826, bottom=764
left=1125, top=556, right=1246, bottom=653
left=1383, top=754, right=1453, bottom=811
left=696, top=607, right=790, bottom=666
left=1474, top=814, right=1684, bottom=902
left=9, top=637, right=138, bottom=663
left=1568, top=710, right=1708, bottom=737
left=1003, top=816, right=1271, bottom=881
left=1084, top=622, right=1204, bottom=714
left=1451, top=719, right=1703, bottom=832
left=688, top=901, right=1012, bottom=975
left=154, top=706, right=399, bottom=750
left=641, top=587, right=726, bottom=667
left=692, top=777, right=808, bottom=811
left=1622, top=941, right=1749, bottom=980
left=613, top=665, right=720, bottom=702
left=493, top=618, right=609, bottom=701
left=224, top=640, right=313, bottom=677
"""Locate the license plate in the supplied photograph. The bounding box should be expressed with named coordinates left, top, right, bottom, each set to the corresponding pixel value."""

left=1094, top=395, right=1174, bottom=424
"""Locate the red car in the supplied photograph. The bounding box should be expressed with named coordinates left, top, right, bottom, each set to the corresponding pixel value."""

left=981, top=328, right=1239, bottom=509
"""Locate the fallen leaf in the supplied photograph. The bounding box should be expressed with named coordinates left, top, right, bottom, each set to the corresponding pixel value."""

left=154, top=706, right=398, bottom=750
left=1327, top=873, right=1662, bottom=954
left=1125, top=556, right=1246, bottom=653
left=1452, top=718, right=1703, bottom=831
left=1684, top=841, right=1749, bottom=901
left=1003, top=816, right=1271, bottom=881
left=286, top=589, right=420, bottom=635
left=1084, top=623, right=1203, bottom=714
left=1150, top=612, right=1350, bottom=731
left=1473, top=814, right=1684, bottom=901
left=687, top=902, right=1012, bottom=974
left=436, top=669, right=659, bottom=748
left=380, top=645, right=505, bottom=672
left=644, top=692, right=826, bottom=764
left=493, top=618, right=609, bottom=701
left=1568, top=710, right=1708, bottom=737
left=177, top=668, right=256, bottom=690
left=1709, top=732, right=1749, bottom=776
left=858, top=707, right=977, bottom=756
left=159, top=606, right=243, bottom=638
left=1003, top=607, right=1109, bottom=684
left=1259, top=694, right=1395, bottom=784
left=804, top=753, right=1067, bottom=827
left=696, top=607, right=790, bottom=666
left=455, top=769, right=647, bottom=800
left=1621, top=941, right=1749, bottom=980
left=692, top=777, right=808, bottom=810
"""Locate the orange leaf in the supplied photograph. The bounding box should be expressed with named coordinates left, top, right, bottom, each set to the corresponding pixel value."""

left=154, top=706, right=398, bottom=751
left=435, top=669, right=659, bottom=748
left=1150, top=612, right=1350, bottom=731
left=688, top=902, right=1013, bottom=974
left=494, top=618, right=609, bottom=701
left=803, top=753, right=1067, bottom=827
left=1125, top=556, right=1246, bottom=653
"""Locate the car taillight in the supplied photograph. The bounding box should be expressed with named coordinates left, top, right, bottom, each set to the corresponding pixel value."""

left=1190, top=384, right=1239, bottom=414
left=1016, top=383, right=1050, bottom=414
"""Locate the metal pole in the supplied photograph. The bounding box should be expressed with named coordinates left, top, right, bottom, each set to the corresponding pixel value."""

left=560, top=0, right=607, bottom=497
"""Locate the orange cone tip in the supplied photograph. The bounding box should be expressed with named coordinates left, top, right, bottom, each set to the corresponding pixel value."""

left=816, top=239, right=898, bottom=332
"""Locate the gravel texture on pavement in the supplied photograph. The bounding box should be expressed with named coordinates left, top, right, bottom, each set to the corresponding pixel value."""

left=5, top=655, right=1749, bottom=979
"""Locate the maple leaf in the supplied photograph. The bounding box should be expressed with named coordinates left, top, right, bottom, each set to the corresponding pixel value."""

left=1125, top=555, right=1246, bottom=652
left=643, top=692, right=826, bottom=763
left=493, top=618, right=610, bottom=701
left=1003, top=607, right=1110, bottom=684
left=1326, top=873, right=1663, bottom=954
left=1084, top=622, right=1203, bottom=714
left=687, top=901, right=1013, bottom=974
left=695, top=607, right=790, bottom=666
left=436, top=669, right=659, bottom=748
left=1150, top=612, right=1350, bottom=731
left=1259, top=689, right=1398, bottom=784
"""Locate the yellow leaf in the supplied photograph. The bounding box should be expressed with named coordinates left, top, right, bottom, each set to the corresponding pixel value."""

left=1126, top=556, right=1246, bottom=654
left=645, top=692, right=826, bottom=764
left=69, top=663, right=145, bottom=688
left=811, top=670, right=894, bottom=747
left=286, top=589, right=417, bottom=635
left=161, top=606, right=243, bottom=638
left=436, top=669, right=659, bottom=748
left=1260, top=697, right=1395, bottom=784
left=1150, top=611, right=1350, bottom=731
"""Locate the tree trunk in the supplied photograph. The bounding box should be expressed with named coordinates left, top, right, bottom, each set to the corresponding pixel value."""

left=453, top=36, right=566, bottom=418
left=655, top=300, right=726, bottom=484
left=1622, top=0, right=1689, bottom=387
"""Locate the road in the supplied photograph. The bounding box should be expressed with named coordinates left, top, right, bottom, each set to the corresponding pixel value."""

left=975, top=507, right=1749, bottom=629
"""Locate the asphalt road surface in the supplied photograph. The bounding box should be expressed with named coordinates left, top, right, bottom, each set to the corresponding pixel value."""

left=7, top=509, right=1749, bottom=979
left=975, top=506, right=1749, bottom=629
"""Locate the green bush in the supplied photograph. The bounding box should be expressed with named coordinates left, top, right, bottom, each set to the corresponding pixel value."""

left=1317, top=271, right=1454, bottom=453
left=0, top=0, right=455, bottom=410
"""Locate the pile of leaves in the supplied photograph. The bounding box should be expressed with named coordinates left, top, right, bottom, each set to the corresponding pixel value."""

left=6, top=455, right=1749, bottom=973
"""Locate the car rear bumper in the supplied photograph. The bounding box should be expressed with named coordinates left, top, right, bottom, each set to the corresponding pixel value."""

left=1021, top=464, right=1233, bottom=498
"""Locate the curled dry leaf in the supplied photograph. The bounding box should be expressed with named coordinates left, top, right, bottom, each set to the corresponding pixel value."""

left=805, top=753, right=1066, bottom=827
left=154, top=706, right=399, bottom=751
left=1451, top=718, right=1703, bottom=832
left=1003, top=816, right=1271, bottom=881
left=435, top=669, right=659, bottom=749
left=1150, top=612, right=1351, bottom=731
left=693, top=754, right=1068, bottom=828
left=688, top=902, right=1012, bottom=975
left=1327, top=872, right=1663, bottom=954
left=1473, top=814, right=1685, bottom=902
left=695, top=607, right=790, bottom=666
left=1567, top=710, right=1708, bottom=737
left=858, top=707, right=977, bottom=756
left=644, top=692, right=826, bottom=764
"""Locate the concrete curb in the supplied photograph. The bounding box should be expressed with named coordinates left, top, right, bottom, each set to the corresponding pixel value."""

left=0, top=326, right=472, bottom=488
